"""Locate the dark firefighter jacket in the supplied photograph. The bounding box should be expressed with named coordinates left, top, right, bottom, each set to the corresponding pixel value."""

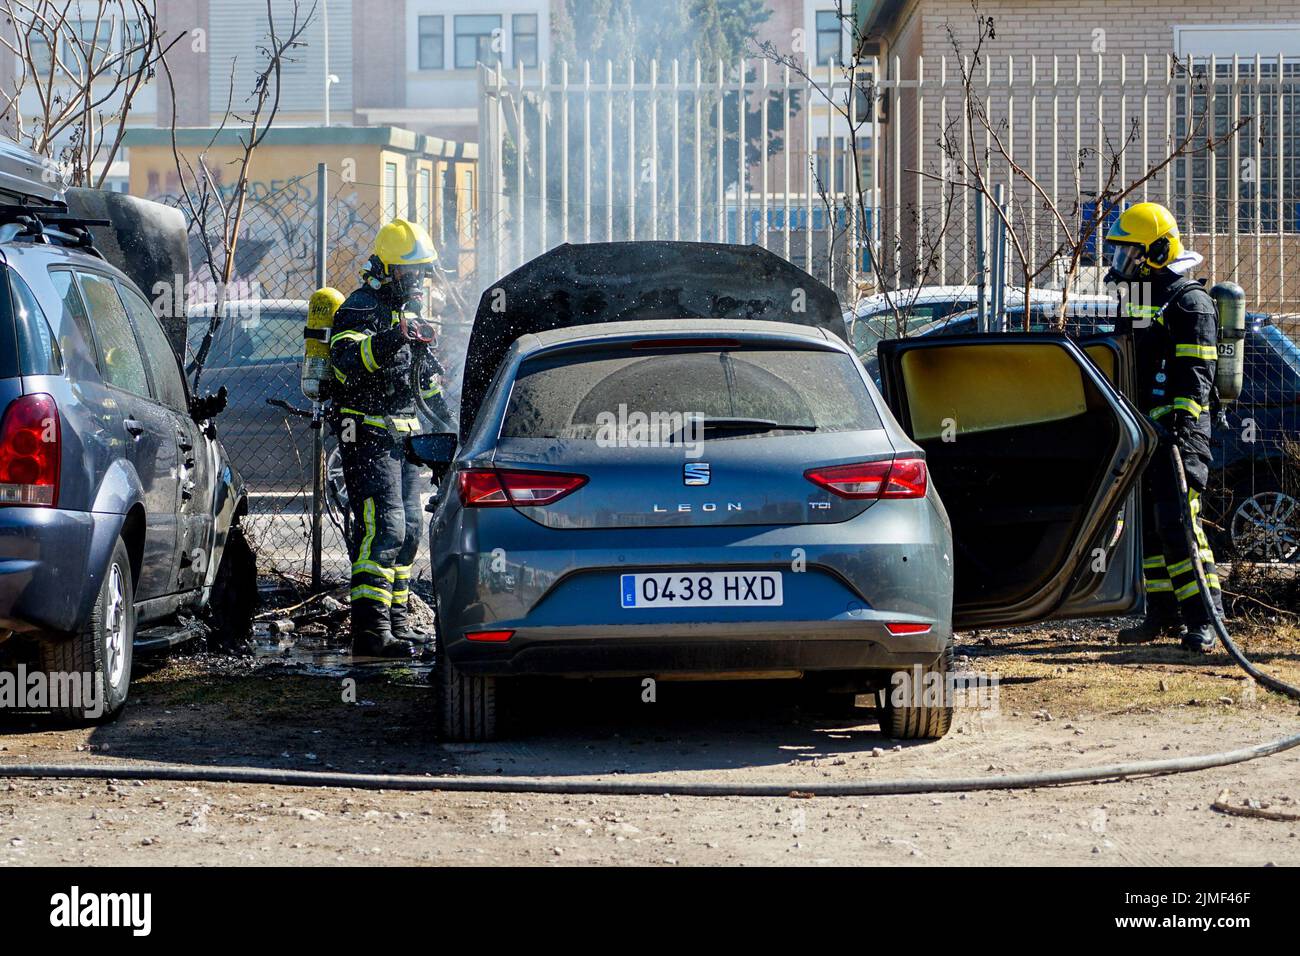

left=327, top=288, right=444, bottom=436
left=1130, top=270, right=1218, bottom=489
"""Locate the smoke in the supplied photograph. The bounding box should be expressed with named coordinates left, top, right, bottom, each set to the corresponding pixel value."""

left=491, top=0, right=787, bottom=273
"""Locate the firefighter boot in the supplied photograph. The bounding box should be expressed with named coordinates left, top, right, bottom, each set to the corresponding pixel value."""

left=1117, top=614, right=1185, bottom=645
left=351, top=598, right=414, bottom=659
left=1181, top=623, right=1216, bottom=655
left=389, top=601, right=433, bottom=645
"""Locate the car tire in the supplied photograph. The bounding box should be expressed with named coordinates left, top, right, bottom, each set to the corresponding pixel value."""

left=433, top=615, right=501, bottom=741
left=39, top=536, right=135, bottom=723
left=206, top=523, right=257, bottom=651
left=877, top=642, right=954, bottom=740
left=1222, top=473, right=1300, bottom=563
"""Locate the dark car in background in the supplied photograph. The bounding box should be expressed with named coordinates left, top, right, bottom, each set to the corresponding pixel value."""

left=0, top=201, right=252, bottom=721
left=857, top=300, right=1300, bottom=562
left=186, top=299, right=313, bottom=491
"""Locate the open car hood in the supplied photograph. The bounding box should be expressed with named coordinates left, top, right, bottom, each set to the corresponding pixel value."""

left=458, top=241, right=846, bottom=442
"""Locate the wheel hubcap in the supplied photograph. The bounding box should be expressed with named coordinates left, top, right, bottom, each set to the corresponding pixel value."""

left=325, top=446, right=349, bottom=523
left=104, top=563, right=128, bottom=689
left=1231, top=491, right=1300, bottom=562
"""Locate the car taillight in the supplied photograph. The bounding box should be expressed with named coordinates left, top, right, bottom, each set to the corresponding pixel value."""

left=804, top=457, right=927, bottom=499
left=0, top=393, right=59, bottom=507
left=885, top=622, right=932, bottom=635
left=466, top=629, right=515, bottom=642
left=457, top=468, right=587, bottom=507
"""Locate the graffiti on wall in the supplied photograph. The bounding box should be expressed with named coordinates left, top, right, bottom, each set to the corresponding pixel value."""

left=145, top=166, right=383, bottom=305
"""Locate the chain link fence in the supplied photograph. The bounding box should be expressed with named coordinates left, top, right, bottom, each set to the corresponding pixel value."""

left=179, top=173, right=478, bottom=589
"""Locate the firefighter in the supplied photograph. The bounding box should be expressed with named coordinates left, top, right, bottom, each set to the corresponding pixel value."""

left=329, top=219, right=451, bottom=657
left=1106, top=202, right=1223, bottom=654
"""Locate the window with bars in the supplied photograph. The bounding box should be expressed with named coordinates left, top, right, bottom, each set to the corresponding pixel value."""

left=1173, top=60, right=1300, bottom=235
left=440, top=166, right=456, bottom=245
left=383, top=162, right=399, bottom=221
left=417, top=167, right=432, bottom=230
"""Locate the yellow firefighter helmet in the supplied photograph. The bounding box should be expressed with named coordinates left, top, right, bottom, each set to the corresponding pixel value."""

left=371, top=218, right=438, bottom=275
left=1105, top=202, right=1183, bottom=279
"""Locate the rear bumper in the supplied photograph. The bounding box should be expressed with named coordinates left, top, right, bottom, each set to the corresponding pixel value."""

left=0, top=508, right=120, bottom=635
left=434, top=495, right=954, bottom=678
left=447, top=619, right=949, bottom=676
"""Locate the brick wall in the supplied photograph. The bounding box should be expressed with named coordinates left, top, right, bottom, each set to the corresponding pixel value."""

left=751, top=0, right=806, bottom=196
left=912, top=0, right=1300, bottom=65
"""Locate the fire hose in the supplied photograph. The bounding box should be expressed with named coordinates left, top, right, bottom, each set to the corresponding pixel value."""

left=2, top=453, right=1297, bottom=798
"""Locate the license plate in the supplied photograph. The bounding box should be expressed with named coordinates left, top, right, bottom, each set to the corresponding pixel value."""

left=620, top=571, right=783, bottom=608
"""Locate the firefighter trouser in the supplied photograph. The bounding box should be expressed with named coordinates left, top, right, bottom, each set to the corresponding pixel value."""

left=1140, top=449, right=1223, bottom=627
left=339, top=424, right=424, bottom=631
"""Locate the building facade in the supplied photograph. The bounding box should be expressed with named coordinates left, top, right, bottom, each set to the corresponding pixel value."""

left=856, top=0, right=1300, bottom=302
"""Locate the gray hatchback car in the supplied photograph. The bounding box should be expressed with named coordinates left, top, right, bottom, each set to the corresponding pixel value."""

left=417, top=242, right=1155, bottom=741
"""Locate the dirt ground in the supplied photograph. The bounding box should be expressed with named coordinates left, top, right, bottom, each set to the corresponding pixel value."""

left=1, top=619, right=1299, bottom=866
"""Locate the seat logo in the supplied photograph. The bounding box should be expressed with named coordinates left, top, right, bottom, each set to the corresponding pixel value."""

left=684, top=462, right=711, bottom=486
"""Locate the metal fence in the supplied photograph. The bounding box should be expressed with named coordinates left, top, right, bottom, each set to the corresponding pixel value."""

left=475, top=58, right=877, bottom=291
left=472, top=54, right=1298, bottom=563
left=475, top=54, right=1300, bottom=302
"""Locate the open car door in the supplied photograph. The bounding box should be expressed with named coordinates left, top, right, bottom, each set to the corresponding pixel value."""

left=1052, top=332, right=1148, bottom=618
left=877, top=333, right=1157, bottom=629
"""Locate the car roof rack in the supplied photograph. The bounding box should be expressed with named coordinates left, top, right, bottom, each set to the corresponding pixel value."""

left=0, top=138, right=108, bottom=256
left=0, top=200, right=109, bottom=257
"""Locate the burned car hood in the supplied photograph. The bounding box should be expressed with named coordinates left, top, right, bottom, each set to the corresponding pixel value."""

left=64, top=188, right=191, bottom=355
left=459, top=241, right=846, bottom=442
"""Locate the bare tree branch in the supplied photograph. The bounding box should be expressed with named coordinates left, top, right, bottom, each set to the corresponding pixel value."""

left=160, top=0, right=318, bottom=391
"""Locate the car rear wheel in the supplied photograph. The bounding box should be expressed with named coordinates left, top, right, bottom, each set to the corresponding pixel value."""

left=877, top=642, right=954, bottom=740
left=1226, top=476, right=1299, bottom=563
left=433, top=614, right=503, bottom=741
left=39, top=536, right=135, bottom=723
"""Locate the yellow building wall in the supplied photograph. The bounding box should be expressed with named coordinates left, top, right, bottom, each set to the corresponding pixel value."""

left=126, top=138, right=477, bottom=297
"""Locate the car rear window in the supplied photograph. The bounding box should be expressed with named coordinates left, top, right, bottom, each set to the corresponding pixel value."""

left=187, top=308, right=303, bottom=367
left=501, top=346, right=882, bottom=441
